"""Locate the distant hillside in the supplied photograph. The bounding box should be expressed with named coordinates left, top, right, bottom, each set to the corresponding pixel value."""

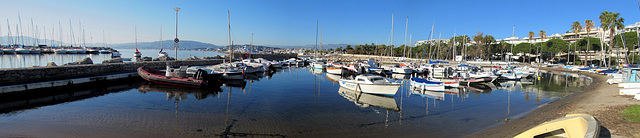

left=277, top=43, right=351, bottom=50
left=110, top=40, right=221, bottom=49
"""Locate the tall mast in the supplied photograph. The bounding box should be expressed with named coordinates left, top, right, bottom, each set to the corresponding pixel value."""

left=228, top=10, right=232, bottom=62
left=453, top=30, right=456, bottom=60
left=319, top=29, right=322, bottom=55
left=174, top=7, right=180, bottom=60
left=160, top=25, right=163, bottom=50
left=403, top=17, right=408, bottom=58
left=315, top=20, right=318, bottom=57
left=390, top=12, right=394, bottom=57
left=18, top=13, right=23, bottom=46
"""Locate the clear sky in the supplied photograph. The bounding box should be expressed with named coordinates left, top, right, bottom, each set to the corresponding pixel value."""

left=1, top=0, right=639, bottom=48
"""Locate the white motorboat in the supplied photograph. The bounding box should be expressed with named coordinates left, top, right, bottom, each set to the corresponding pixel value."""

left=203, top=64, right=245, bottom=80
left=29, top=48, right=41, bottom=54
left=339, top=74, right=402, bottom=96
left=383, top=64, right=413, bottom=74
left=410, top=77, right=445, bottom=91
left=14, top=47, right=30, bottom=54
left=111, top=51, right=122, bottom=57
left=98, top=49, right=111, bottom=54
left=54, top=49, right=67, bottom=54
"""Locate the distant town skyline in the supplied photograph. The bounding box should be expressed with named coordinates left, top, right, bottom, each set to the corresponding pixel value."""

left=0, top=0, right=639, bottom=48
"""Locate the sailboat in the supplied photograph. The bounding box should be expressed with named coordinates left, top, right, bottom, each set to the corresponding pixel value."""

left=158, top=25, right=168, bottom=57
left=133, top=26, right=142, bottom=57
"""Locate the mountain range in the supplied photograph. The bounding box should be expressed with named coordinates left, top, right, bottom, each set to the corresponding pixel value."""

left=0, top=36, right=355, bottom=50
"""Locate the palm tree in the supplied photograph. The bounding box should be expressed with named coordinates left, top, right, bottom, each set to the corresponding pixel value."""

left=571, top=21, right=582, bottom=65
left=599, top=11, right=624, bottom=68
left=539, top=30, right=546, bottom=61
left=528, top=31, right=535, bottom=63
left=584, top=20, right=594, bottom=66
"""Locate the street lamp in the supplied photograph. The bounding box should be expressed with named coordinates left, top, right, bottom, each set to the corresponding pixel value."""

left=174, top=7, right=180, bottom=60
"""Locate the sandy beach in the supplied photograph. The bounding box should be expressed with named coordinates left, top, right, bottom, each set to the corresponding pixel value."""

left=468, top=67, right=640, bottom=137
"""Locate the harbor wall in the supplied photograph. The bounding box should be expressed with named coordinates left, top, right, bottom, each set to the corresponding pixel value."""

left=232, top=53, right=298, bottom=60
left=0, top=53, right=298, bottom=86
left=0, top=60, right=223, bottom=86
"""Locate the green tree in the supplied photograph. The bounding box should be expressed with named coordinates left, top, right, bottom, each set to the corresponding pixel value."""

left=599, top=10, right=624, bottom=67
left=584, top=20, right=595, bottom=64
left=472, top=32, right=484, bottom=59
left=538, top=30, right=547, bottom=60
left=571, top=21, right=582, bottom=65
left=483, top=35, right=496, bottom=60
left=542, top=39, right=570, bottom=63
left=528, top=31, right=535, bottom=62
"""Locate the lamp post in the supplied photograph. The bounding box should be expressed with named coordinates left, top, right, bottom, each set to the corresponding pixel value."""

left=174, top=7, right=180, bottom=60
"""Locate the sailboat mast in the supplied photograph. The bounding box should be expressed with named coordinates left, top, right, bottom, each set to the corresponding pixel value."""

left=135, top=26, right=137, bottom=50
left=453, top=30, right=456, bottom=61
left=403, top=17, right=408, bottom=58
left=390, top=12, right=394, bottom=57
left=228, top=10, right=232, bottom=62
left=315, top=20, right=318, bottom=57
left=160, top=25, right=163, bottom=49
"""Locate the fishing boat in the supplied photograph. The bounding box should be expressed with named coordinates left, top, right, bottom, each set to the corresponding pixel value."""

left=458, top=77, right=494, bottom=86
left=339, top=74, right=402, bottom=96
left=515, top=114, right=599, bottom=138
left=137, top=66, right=211, bottom=87
left=410, top=77, right=445, bottom=91
left=326, top=66, right=343, bottom=75
left=427, top=78, right=460, bottom=88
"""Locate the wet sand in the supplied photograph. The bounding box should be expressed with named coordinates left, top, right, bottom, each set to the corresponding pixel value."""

left=468, top=67, right=640, bottom=137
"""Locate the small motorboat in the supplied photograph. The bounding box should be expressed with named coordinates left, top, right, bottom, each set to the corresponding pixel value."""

left=138, top=66, right=214, bottom=88
left=339, top=74, right=402, bottom=96
left=515, top=114, right=599, bottom=138
left=410, top=77, right=444, bottom=91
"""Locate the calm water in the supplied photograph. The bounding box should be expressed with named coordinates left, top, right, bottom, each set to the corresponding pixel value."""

left=0, top=49, right=225, bottom=69
left=0, top=67, right=591, bottom=137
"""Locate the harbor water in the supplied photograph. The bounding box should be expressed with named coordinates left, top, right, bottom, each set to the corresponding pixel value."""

left=0, top=49, right=225, bottom=69
left=0, top=67, right=591, bottom=137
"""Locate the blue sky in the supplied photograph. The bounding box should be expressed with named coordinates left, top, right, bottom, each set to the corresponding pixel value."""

left=1, top=0, right=639, bottom=48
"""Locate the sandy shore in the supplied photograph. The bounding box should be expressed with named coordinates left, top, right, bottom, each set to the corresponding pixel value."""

left=468, top=67, right=640, bottom=138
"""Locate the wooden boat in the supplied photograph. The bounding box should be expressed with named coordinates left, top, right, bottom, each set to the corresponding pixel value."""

left=410, top=77, right=444, bottom=91
left=339, top=74, right=402, bottom=96
left=326, top=67, right=343, bottom=75
left=138, top=66, right=210, bottom=88
left=515, top=114, right=600, bottom=138
left=458, top=77, right=493, bottom=86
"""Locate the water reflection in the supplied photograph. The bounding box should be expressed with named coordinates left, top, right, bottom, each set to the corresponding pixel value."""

left=0, top=80, right=145, bottom=114
left=410, top=88, right=445, bottom=100
left=137, top=84, right=222, bottom=100
left=338, top=86, right=400, bottom=112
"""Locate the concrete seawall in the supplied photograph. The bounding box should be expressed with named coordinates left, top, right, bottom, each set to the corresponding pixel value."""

left=0, top=59, right=225, bottom=86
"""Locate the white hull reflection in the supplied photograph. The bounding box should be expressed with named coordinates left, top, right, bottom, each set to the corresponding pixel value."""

left=338, top=87, right=400, bottom=112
